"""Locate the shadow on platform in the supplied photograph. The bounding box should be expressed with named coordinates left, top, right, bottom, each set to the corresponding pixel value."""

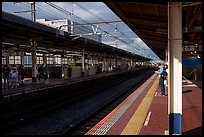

left=183, top=126, right=202, bottom=135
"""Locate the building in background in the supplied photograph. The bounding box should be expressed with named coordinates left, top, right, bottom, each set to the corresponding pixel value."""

left=36, top=19, right=102, bottom=43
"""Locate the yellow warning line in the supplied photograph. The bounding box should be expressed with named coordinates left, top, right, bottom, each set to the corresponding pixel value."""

left=121, top=76, right=159, bottom=135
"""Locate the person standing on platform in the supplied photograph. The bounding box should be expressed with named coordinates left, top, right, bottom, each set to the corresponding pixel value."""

left=18, top=64, right=26, bottom=84
left=68, top=65, right=72, bottom=78
left=155, top=63, right=165, bottom=96
left=38, top=65, right=44, bottom=81
left=2, top=64, right=11, bottom=89
left=87, top=67, right=90, bottom=76
left=9, top=65, right=19, bottom=88
left=42, top=65, right=49, bottom=80
left=163, top=64, right=168, bottom=94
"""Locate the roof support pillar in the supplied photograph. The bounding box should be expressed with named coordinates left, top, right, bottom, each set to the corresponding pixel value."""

left=61, top=56, right=64, bottom=78
left=21, top=53, right=24, bottom=66
left=30, top=39, right=37, bottom=83
left=6, top=48, right=11, bottom=65
left=92, top=56, right=95, bottom=65
left=53, top=55, right=56, bottom=66
left=6, top=55, right=9, bottom=65
left=43, top=53, right=47, bottom=65
left=168, top=2, right=182, bottom=135
left=116, top=55, right=119, bottom=70
left=103, top=53, right=107, bottom=72
left=81, top=49, right=85, bottom=76
left=130, top=59, right=133, bottom=69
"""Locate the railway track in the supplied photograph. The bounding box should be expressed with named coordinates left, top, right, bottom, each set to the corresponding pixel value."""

left=2, top=69, right=154, bottom=135
left=60, top=70, right=153, bottom=135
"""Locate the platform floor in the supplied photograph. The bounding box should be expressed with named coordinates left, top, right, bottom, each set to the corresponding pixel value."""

left=2, top=71, right=202, bottom=135
left=85, top=73, right=202, bottom=135
left=2, top=70, right=122, bottom=97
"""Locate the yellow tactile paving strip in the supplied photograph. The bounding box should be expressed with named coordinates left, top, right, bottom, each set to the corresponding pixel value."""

left=121, top=76, right=159, bottom=135
left=85, top=74, right=157, bottom=135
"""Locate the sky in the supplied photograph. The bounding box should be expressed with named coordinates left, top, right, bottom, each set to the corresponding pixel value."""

left=2, top=2, right=160, bottom=61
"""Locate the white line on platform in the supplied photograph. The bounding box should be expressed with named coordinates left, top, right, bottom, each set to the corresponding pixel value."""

left=144, top=111, right=152, bottom=126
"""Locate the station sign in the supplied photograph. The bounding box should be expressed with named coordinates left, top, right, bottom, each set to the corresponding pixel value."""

left=183, top=26, right=202, bottom=33
left=183, top=45, right=195, bottom=52
left=183, top=32, right=202, bottom=42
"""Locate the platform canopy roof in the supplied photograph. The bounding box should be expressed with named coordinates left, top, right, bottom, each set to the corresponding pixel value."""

left=105, top=2, right=202, bottom=60
left=2, top=11, right=151, bottom=61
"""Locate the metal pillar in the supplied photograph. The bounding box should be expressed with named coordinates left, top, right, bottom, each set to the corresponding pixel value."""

left=168, top=2, right=182, bottom=135
left=43, top=53, right=47, bottom=65
left=53, top=55, right=56, bottom=66
left=61, top=56, right=64, bottom=78
left=94, top=56, right=98, bottom=64
left=81, top=49, right=85, bottom=76
left=103, top=53, right=107, bottom=72
left=6, top=55, right=9, bottom=65
left=6, top=48, right=11, bottom=65
left=87, top=53, right=90, bottom=69
left=116, top=55, right=118, bottom=70
left=130, top=60, right=133, bottom=69
left=30, top=2, right=36, bottom=21
left=21, top=53, right=24, bottom=66
left=92, top=56, right=95, bottom=65
left=31, top=39, right=37, bottom=82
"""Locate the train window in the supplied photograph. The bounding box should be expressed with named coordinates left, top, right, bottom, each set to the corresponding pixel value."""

left=63, top=58, right=68, bottom=65
left=55, top=57, right=61, bottom=65
left=9, top=56, right=14, bottom=64
left=47, top=57, right=53, bottom=64
left=24, top=56, right=32, bottom=65
left=8, top=56, right=21, bottom=65
left=2, top=56, right=6, bottom=65
left=37, top=56, right=43, bottom=64
left=15, top=56, right=21, bottom=64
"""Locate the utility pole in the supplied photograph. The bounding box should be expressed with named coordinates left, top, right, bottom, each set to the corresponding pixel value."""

left=71, top=2, right=74, bottom=34
left=29, top=2, right=37, bottom=82
left=14, top=2, right=36, bottom=22
left=29, top=2, right=36, bottom=21
left=71, top=2, right=74, bottom=15
left=115, top=39, right=118, bottom=48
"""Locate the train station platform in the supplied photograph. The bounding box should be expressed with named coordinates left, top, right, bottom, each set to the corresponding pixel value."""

left=2, top=70, right=129, bottom=97
left=2, top=69, right=202, bottom=135
left=85, top=73, right=202, bottom=135
left=2, top=67, right=151, bottom=101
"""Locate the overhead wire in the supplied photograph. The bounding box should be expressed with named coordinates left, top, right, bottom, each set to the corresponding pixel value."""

left=45, top=2, right=157, bottom=58
left=74, top=3, right=149, bottom=48
left=36, top=3, right=66, bottom=20
left=73, top=2, right=156, bottom=57
left=13, top=2, right=155, bottom=59
left=45, top=2, right=137, bottom=47
left=74, top=2, right=142, bottom=47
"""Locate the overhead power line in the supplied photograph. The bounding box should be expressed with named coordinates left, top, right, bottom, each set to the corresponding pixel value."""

left=13, top=2, right=157, bottom=59
left=45, top=2, right=140, bottom=50
left=73, top=2, right=155, bottom=54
